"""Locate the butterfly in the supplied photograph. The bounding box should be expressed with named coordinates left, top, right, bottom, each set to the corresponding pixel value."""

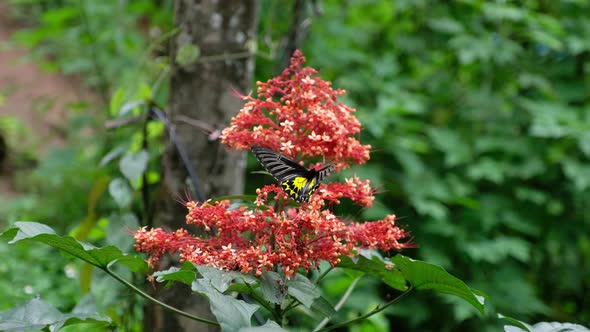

left=252, top=146, right=334, bottom=203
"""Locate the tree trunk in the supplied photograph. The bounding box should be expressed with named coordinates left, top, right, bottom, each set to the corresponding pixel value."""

left=145, top=1, right=258, bottom=331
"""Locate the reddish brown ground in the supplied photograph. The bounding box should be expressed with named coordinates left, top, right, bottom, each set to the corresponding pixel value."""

left=0, top=5, right=95, bottom=198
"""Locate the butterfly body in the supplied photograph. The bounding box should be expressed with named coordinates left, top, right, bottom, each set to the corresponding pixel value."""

left=252, top=146, right=333, bottom=203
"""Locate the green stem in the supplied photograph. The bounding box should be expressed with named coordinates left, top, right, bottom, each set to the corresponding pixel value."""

left=197, top=51, right=253, bottom=63
left=316, top=286, right=413, bottom=332
left=244, top=283, right=281, bottom=322
left=151, top=65, right=171, bottom=97
left=104, top=266, right=219, bottom=326
left=315, top=266, right=333, bottom=284
left=313, top=276, right=361, bottom=332
left=282, top=298, right=303, bottom=314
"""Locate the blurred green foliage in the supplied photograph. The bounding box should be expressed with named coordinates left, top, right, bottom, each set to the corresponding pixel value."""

left=303, top=0, right=590, bottom=331
left=1, top=0, right=589, bottom=331
left=2, top=0, right=173, bottom=330
left=9, top=0, right=173, bottom=97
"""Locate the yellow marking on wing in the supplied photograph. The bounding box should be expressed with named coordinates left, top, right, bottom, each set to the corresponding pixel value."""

left=292, top=176, right=308, bottom=190
left=282, top=181, right=299, bottom=198
left=308, top=178, right=315, bottom=190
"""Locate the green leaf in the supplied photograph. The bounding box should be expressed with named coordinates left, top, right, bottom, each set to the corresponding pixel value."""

left=41, top=7, right=79, bottom=27
left=311, top=296, right=336, bottom=318
left=285, top=273, right=320, bottom=308
left=225, top=284, right=254, bottom=298
left=196, top=265, right=257, bottom=293
left=108, top=178, right=133, bottom=208
left=464, top=236, right=531, bottom=263
left=499, top=314, right=533, bottom=332
left=176, top=43, right=201, bottom=67
left=138, top=83, right=152, bottom=100
left=153, top=261, right=197, bottom=286
left=562, top=158, right=590, bottom=191
left=192, top=279, right=259, bottom=332
left=482, top=3, right=526, bottom=22
left=106, top=213, right=140, bottom=250
left=109, top=255, right=148, bottom=273
left=99, top=146, right=125, bottom=167
left=427, top=127, right=471, bottom=167
left=119, top=150, right=149, bottom=184
left=337, top=253, right=407, bottom=291
left=238, top=320, right=287, bottom=332
left=0, top=297, right=111, bottom=332
left=260, top=271, right=284, bottom=304
left=501, top=314, right=590, bottom=332
left=511, top=322, right=590, bottom=332
left=427, top=17, right=464, bottom=34
left=1, top=222, right=145, bottom=270
left=118, top=100, right=145, bottom=116
left=391, top=255, right=486, bottom=313
left=109, top=87, right=126, bottom=116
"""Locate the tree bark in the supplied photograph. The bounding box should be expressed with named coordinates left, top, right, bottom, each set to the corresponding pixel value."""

left=145, top=1, right=258, bottom=331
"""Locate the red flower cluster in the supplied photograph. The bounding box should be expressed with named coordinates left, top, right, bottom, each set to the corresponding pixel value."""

left=221, top=50, right=370, bottom=169
left=135, top=187, right=411, bottom=278
left=319, top=176, right=375, bottom=207
left=134, top=50, right=412, bottom=279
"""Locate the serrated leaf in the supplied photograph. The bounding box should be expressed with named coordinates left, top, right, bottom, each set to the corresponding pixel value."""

left=337, top=254, right=407, bottom=291
left=2, top=222, right=144, bottom=271
left=0, top=297, right=111, bottom=332
left=192, top=279, right=259, bottom=332
left=119, top=150, right=149, bottom=184
left=285, top=274, right=320, bottom=308
left=391, top=255, right=486, bottom=313
left=196, top=265, right=257, bottom=293
left=260, top=271, right=284, bottom=304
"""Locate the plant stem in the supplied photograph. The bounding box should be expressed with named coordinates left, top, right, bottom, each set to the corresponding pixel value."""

left=104, top=266, right=220, bottom=326
left=244, top=282, right=281, bottom=322
left=151, top=65, right=171, bottom=97
left=315, top=266, right=333, bottom=284
left=316, top=286, right=413, bottom=332
left=198, top=51, right=253, bottom=63
left=313, top=276, right=361, bottom=331
left=282, top=298, right=303, bottom=314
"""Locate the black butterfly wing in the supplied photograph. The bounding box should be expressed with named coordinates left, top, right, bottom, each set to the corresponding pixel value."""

left=301, top=164, right=334, bottom=200
left=251, top=146, right=307, bottom=183
left=315, top=164, right=334, bottom=183
left=252, top=146, right=333, bottom=202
